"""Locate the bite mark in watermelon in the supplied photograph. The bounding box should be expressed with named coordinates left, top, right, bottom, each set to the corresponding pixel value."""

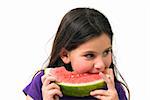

left=44, top=67, right=106, bottom=97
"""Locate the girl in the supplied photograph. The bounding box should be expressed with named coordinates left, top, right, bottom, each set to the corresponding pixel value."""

left=23, top=8, right=130, bottom=100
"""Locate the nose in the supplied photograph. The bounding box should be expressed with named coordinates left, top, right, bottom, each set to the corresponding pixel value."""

left=94, top=56, right=106, bottom=72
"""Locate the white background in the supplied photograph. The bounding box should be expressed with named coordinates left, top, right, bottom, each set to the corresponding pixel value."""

left=0, top=0, right=149, bottom=99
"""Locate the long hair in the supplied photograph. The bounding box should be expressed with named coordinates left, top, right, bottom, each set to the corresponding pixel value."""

left=46, top=7, right=130, bottom=99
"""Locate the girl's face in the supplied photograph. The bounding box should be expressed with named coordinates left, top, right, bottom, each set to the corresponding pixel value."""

left=61, top=34, right=112, bottom=74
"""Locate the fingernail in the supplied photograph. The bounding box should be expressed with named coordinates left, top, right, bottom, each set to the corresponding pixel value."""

left=99, top=72, right=104, bottom=77
left=99, top=72, right=102, bottom=75
left=90, top=91, right=94, bottom=95
left=106, top=74, right=111, bottom=79
left=60, top=94, right=63, bottom=97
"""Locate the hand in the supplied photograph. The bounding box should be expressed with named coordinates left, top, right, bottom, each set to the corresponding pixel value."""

left=41, top=73, right=63, bottom=100
left=90, top=68, right=119, bottom=100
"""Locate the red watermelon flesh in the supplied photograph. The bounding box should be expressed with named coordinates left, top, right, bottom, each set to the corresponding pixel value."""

left=49, top=67, right=103, bottom=84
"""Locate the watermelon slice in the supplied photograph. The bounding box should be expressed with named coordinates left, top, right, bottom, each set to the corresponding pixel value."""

left=44, top=67, right=106, bottom=97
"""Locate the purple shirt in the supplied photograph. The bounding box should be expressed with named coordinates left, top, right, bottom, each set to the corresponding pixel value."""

left=23, top=70, right=127, bottom=100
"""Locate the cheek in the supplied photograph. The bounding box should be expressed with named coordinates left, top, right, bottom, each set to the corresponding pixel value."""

left=71, top=59, right=92, bottom=73
left=104, top=54, right=112, bottom=67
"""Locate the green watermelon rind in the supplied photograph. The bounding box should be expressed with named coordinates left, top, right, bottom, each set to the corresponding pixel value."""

left=56, top=80, right=106, bottom=97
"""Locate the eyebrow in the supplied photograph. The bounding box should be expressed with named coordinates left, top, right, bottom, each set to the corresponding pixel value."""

left=105, top=46, right=112, bottom=51
left=83, top=46, right=112, bottom=54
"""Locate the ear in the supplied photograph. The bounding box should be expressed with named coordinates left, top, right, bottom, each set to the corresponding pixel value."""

left=60, top=48, right=70, bottom=64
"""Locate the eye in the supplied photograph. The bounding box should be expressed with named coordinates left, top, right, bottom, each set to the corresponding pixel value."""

left=84, top=54, right=95, bottom=59
left=102, top=48, right=112, bottom=57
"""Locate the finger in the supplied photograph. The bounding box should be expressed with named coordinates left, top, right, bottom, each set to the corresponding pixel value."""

left=93, top=95, right=101, bottom=99
left=48, top=89, right=63, bottom=97
left=107, top=68, right=115, bottom=89
left=43, top=76, right=56, bottom=87
left=41, top=74, right=49, bottom=84
left=44, top=68, right=52, bottom=74
left=99, top=71, right=115, bottom=90
left=46, top=83, right=60, bottom=90
left=90, top=90, right=109, bottom=96
left=94, top=95, right=107, bottom=100
left=107, top=68, right=114, bottom=82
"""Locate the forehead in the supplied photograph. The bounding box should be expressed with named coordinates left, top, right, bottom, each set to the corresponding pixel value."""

left=72, top=34, right=111, bottom=52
